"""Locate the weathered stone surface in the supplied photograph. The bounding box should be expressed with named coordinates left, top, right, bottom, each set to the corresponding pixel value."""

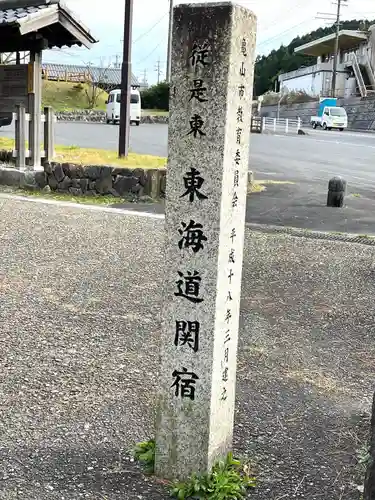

left=0, top=167, right=25, bottom=187
left=35, top=171, right=47, bottom=188
left=155, top=2, right=257, bottom=480
left=133, top=168, right=147, bottom=186
left=84, top=166, right=102, bottom=180
left=80, top=178, right=89, bottom=193
left=58, top=176, right=72, bottom=190
left=53, top=163, right=65, bottom=183
left=48, top=175, right=58, bottom=190
left=108, top=188, right=120, bottom=197
left=44, top=161, right=53, bottom=175
left=71, top=179, right=81, bottom=189
left=88, top=181, right=96, bottom=190
left=159, top=171, right=166, bottom=197
left=55, top=109, right=169, bottom=125
left=327, top=177, right=346, bottom=208
left=69, top=187, right=83, bottom=196
left=112, top=168, right=134, bottom=177
left=96, top=172, right=113, bottom=194
left=113, top=175, right=138, bottom=196
left=365, top=392, right=375, bottom=500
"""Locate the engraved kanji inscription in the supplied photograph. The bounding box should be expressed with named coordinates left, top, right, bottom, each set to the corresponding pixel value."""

left=237, top=106, right=243, bottom=123
left=175, top=271, right=204, bottom=303
left=178, top=220, right=207, bottom=253
left=189, top=79, right=208, bottom=103
left=180, top=167, right=208, bottom=203
left=190, top=41, right=211, bottom=68
left=175, top=320, right=200, bottom=353
left=241, top=38, right=248, bottom=57
left=234, top=149, right=241, bottom=165
left=238, top=84, right=245, bottom=99
left=187, top=114, right=206, bottom=138
left=172, top=367, right=199, bottom=400
left=236, top=128, right=243, bottom=145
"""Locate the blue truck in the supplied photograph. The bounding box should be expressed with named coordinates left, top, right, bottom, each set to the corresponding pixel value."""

left=310, top=98, right=348, bottom=131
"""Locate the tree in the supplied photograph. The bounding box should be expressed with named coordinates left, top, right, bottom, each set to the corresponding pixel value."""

left=254, top=19, right=375, bottom=97
left=83, top=64, right=114, bottom=109
left=141, top=81, right=169, bottom=111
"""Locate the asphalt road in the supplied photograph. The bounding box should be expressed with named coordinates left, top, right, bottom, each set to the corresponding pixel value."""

left=3, top=121, right=375, bottom=232
left=3, top=121, right=375, bottom=187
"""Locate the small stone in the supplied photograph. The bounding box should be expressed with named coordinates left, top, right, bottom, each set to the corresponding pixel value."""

left=89, top=181, right=96, bottom=190
left=53, top=163, right=65, bottom=182
left=138, top=195, right=153, bottom=203
left=42, top=185, right=51, bottom=193
left=69, top=187, right=82, bottom=196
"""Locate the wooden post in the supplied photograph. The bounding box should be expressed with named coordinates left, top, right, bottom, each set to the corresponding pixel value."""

left=28, top=50, right=42, bottom=169
left=43, top=106, right=55, bottom=162
left=15, top=104, right=26, bottom=170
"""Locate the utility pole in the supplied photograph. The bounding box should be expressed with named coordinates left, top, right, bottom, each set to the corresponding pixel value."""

left=317, top=0, right=348, bottom=97
left=155, top=58, right=162, bottom=84
left=166, top=0, right=173, bottom=82
left=331, top=0, right=342, bottom=97
left=119, top=0, right=134, bottom=158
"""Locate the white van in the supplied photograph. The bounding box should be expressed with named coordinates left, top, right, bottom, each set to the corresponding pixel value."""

left=106, top=88, right=141, bottom=126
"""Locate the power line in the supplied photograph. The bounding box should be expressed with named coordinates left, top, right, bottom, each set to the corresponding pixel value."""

left=133, top=11, right=169, bottom=44
left=257, top=18, right=312, bottom=48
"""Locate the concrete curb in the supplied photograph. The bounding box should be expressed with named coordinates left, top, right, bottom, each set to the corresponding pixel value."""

left=245, top=222, right=375, bottom=246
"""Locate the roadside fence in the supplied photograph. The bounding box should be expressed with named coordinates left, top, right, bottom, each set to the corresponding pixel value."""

left=262, top=117, right=302, bottom=135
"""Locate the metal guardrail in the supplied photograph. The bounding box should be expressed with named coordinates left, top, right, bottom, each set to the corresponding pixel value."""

left=262, top=117, right=302, bottom=134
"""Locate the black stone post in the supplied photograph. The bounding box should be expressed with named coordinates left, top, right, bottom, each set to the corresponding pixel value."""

left=364, top=392, right=375, bottom=500
left=327, top=176, right=346, bottom=207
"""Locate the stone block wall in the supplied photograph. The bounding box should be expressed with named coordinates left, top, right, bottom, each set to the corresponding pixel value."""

left=0, top=151, right=167, bottom=200
left=44, top=162, right=166, bottom=198
left=55, top=110, right=169, bottom=125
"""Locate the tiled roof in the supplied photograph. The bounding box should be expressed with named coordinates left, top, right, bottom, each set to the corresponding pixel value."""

left=0, top=0, right=96, bottom=49
left=42, top=63, right=140, bottom=87
left=0, top=2, right=57, bottom=26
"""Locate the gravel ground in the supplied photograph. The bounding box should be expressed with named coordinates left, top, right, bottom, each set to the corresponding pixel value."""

left=0, top=197, right=374, bottom=499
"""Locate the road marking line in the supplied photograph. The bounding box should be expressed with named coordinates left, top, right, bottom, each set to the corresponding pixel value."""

left=0, top=193, right=165, bottom=219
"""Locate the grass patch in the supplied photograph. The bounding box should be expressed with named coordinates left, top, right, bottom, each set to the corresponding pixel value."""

left=142, top=109, right=169, bottom=117
left=43, top=80, right=108, bottom=112
left=0, top=137, right=166, bottom=169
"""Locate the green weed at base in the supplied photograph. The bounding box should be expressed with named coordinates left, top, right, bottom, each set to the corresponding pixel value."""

left=133, top=439, right=156, bottom=474
left=170, top=452, right=256, bottom=500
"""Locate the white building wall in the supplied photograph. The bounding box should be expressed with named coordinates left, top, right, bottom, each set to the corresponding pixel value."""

left=281, top=72, right=322, bottom=96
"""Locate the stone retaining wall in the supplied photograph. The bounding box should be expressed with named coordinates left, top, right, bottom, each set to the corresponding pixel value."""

left=55, top=110, right=169, bottom=125
left=260, top=96, right=375, bottom=130
left=0, top=152, right=166, bottom=200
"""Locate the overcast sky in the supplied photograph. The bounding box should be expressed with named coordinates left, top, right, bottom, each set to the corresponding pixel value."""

left=44, top=0, right=375, bottom=84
